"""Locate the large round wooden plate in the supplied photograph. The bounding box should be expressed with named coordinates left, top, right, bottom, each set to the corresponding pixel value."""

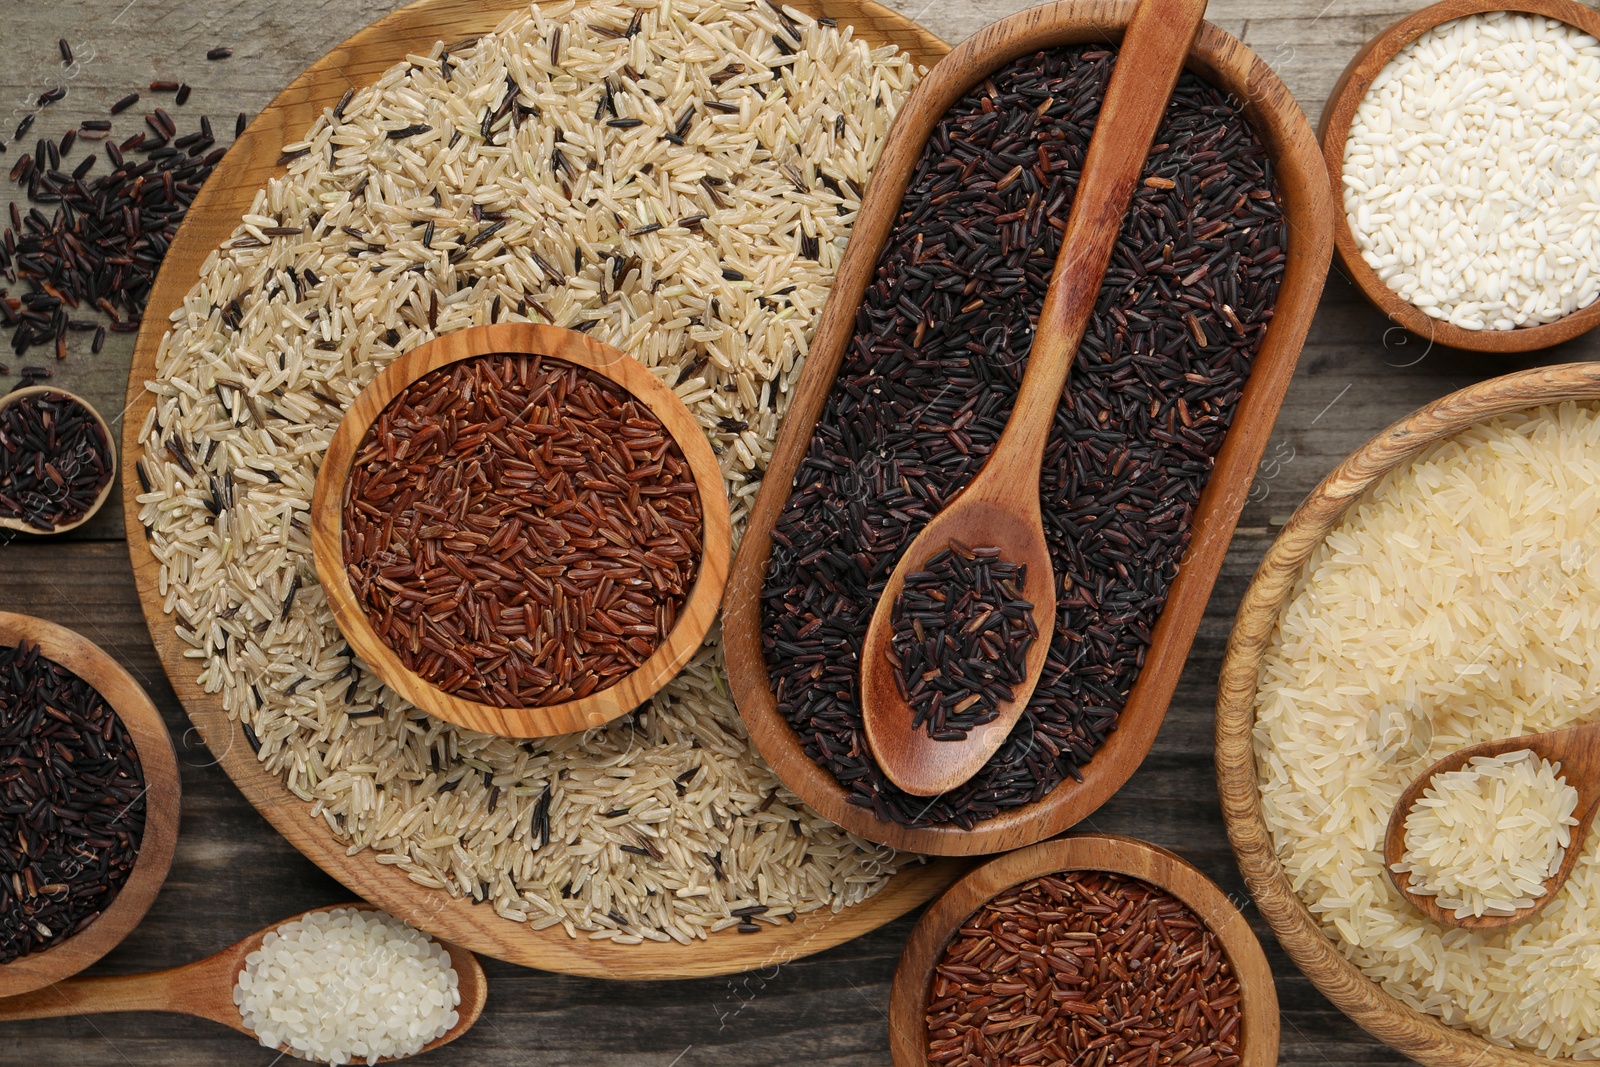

left=121, top=0, right=960, bottom=979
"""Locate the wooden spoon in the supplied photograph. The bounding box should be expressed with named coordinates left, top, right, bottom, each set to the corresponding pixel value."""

left=0, top=904, right=487, bottom=1061
left=1383, top=723, right=1600, bottom=931
left=0, top=386, right=117, bottom=535
left=859, top=0, right=1211, bottom=798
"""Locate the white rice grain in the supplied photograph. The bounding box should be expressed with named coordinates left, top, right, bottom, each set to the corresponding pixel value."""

left=1255, top=402, right=1600, bottom=1057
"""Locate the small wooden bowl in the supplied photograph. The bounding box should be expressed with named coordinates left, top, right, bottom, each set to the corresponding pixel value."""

left=888, top=833, right=1278, bottom=1067
left=0, top=386, right=117, bottom=535
left=0, top=611, right=181, bottom=998
left=1216, top=362, right=1600, bottom=1067
left=722, top=0, right=1335, bottom=856
left=1320, top=0, right=1600, bottom=354
left=311, top=323, right=732, bottom=739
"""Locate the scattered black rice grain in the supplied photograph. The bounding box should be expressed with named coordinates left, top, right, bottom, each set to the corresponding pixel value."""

left=58, top=39, right=73, bottom=65
left=13, top=115, right=33, bottom=142
left=36, top=88, right=66, bottom=108
left=236, top=112, right=248, bottom=138
left=0, top=639, right=147, bottom=964
left=150, top=80, right=180, bottom=92
left=175, top=84, right=193, bottom=107
left=0, top=390, right=112, bottom=531
left=206, top=47, right=233, bottom=60
left=760, top=45, right=1288, bottom=828
left=889, top=541, right=1038, bottom=739
left=0, top=99, right=234, bottom=357
left=110, top=93, right=139, bottom=115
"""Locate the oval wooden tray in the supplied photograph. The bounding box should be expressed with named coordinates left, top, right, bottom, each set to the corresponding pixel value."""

left=888, top=834, right=1278, bottom=1067
left=1216, top=362, right=1600, bottom=1067
left=120, top=0, right=960, bottom=980
left=1319, top=0, right=1600, bottom=354
left=0, top=612, right=181, bottom=998
left=722, top=0, right=1336, bottom=856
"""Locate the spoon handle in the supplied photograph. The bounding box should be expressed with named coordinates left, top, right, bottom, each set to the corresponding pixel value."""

left=995, top=0, right=1210, bottom=471
left=0, top=969, right=186, bottom=1021
left=0, top=954, right=239, bottom=1030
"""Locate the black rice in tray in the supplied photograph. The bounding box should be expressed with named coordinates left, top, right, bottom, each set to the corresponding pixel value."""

left=0, top=639, right=146, bottom=962
left=761, top=46, right=1288, bottom=829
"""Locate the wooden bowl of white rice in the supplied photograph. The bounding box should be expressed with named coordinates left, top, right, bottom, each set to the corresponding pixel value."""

left=1217, top=362, right=1600, bottom=1066
left=1321, top=0, right=1600, bottom=354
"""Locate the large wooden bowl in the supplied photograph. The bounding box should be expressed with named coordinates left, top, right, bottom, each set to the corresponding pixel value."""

left=1216, top=362, right=1600, bottom=1067
left=120, top=0, right=964, bottom=979
left=0, top=612, right=181, bottom=998
left=1319, top=0, right=1600, bottom=354
left=888, top=834, right=1278, bottom=1067
left=722, top=0, right=1335, bottom=856
left=310, top=323, right=733, bottom=739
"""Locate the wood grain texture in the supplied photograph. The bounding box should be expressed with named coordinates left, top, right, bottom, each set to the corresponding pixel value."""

left=0, top=388, right=117, bottom=536
left=0, top=903, right=487, bottom=1062
left=723, top=0, right=1336, bottom=856
left=887, top=834, right=1279, bottom=1067
left=1215, top=362, right=1600, bottom=1067
left=858, top=0, right=1209, bottom=799
left=1382, top=722, right=1600, bottom=932
left=310, top=324, right=734, bottom=739
left=1317, top=0, right=1600, bottom=354
left=0, top=612, right=180, bottom=998
left=115, top=0, right=963, bottom=980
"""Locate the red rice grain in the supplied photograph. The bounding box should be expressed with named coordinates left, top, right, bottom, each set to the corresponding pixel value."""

left=342, top=352, right=703, bottom=707
left=927, top=871, right=1243, bottom=1067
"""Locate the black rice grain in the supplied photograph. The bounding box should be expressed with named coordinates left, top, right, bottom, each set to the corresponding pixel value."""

left=0, top=389, right=112, bottom=530
left=0, top=639, right=147, bottom=964
left=1, top=100, right=234, bottom=358
left=761, top=45, right=1287, bottom=828
left=889, top=541, right=1037, bottom=739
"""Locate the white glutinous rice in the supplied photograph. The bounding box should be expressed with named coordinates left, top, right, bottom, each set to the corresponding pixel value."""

left=1342, top=12, right=1600, bottom=331
left=1393, top=749, right=1579, bottom=919
left=1254, top=402, right=1600, bottom=1058
left=136, top=0, right=922, bottom=944
left=233, top=908, right=459, bottom=1065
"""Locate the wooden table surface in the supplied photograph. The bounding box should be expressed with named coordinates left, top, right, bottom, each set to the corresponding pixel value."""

left=1, top=0, right=1592, bottom=1063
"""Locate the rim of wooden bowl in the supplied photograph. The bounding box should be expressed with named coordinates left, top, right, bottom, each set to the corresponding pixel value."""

left=310, top=323, right=732, bottom=738
left=0, top=612, right=181, bottom=998
left=0, top=386, right=117, bottom=536
left=1215, top=362, right=1600, bottom=1067
left=887, top=833, right=1279, bottom=1067
left=722, top=0, right=1335, bottom=856
left=1318, top=0, right=1600, bottom=355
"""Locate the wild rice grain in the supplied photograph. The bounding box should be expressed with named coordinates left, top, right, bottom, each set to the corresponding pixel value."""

left=139, top=0, right=922, bottom=941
